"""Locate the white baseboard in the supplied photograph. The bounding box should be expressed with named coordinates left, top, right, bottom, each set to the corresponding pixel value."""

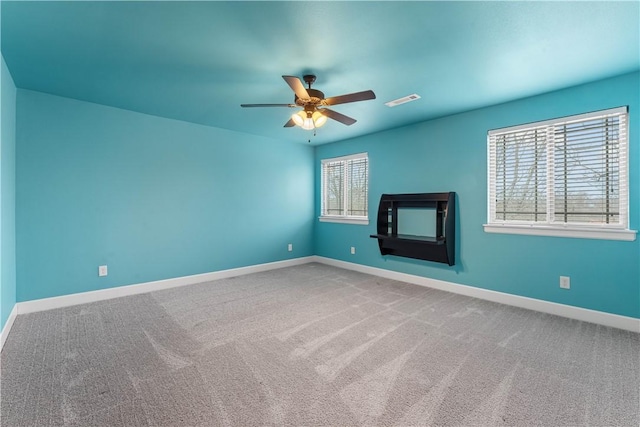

left=311, top=256, right=640, bottom=333
left=1, top=304, right=18, bottom=353
left=8, top=255, right=639, bottom=335
left=17, top=256, right=315, bottom=315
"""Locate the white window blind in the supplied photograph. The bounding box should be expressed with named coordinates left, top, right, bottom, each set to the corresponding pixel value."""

left=491, top=125, right=549, bottom=222
left=321, top=153, right=369, bottom=223
left=554, top=115, right=624, bottom=225
left=346, top=156, right=368, bottom=216
left=322, top=160, right=345, bottom=215
left=486, top=107, right=635, bottom=240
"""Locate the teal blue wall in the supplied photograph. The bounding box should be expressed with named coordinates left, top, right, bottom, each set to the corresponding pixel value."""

left=11, top=72, right=640, bottom=320
left=16, top=90, right=314, bottom=302
left=1, top=55, right=17, bottom=330
left=315, top=72, right=640, bottom=319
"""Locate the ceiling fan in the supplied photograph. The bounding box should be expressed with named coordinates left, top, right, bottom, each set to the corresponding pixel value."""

left=241, top=75, right=376, bottom=130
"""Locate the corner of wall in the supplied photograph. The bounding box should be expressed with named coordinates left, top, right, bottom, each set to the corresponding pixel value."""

left=0, top=304, right=17, bottom=353
left=1, top=53, right=18, bottom=334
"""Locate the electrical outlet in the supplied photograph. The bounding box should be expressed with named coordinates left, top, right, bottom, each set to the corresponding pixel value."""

left=559, top=276, right=570, bottom=289
left=288, top=243, right=293, bottom=252
left=350, top=246, right=356, bottom=255
left=98, top=265, right=108, bottom=277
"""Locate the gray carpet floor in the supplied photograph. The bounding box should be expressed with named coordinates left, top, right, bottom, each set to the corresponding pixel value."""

left=1, top=263, right=638, bottom=426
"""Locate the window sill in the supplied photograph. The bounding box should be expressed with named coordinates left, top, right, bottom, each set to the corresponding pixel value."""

left=319, top=216, right=369, bottom=225
left=483, top=223, right=637, bottom=241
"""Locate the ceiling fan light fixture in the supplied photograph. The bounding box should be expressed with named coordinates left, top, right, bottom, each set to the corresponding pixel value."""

left=292, top=110, right=327, bottom=130
left=295, top=111, right=315, bottom=130
left=292, top=111, right=306, bottom=127
left=312, top=111, right=327, bottom=128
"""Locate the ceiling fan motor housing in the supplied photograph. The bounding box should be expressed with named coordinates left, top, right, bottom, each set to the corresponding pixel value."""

left=295, top=88, right=325, bottom=107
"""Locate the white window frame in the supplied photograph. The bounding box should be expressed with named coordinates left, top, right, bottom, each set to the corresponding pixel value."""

left=484, top=106, right=636, bottom=241
left=319, top=153, right=369, bottom=225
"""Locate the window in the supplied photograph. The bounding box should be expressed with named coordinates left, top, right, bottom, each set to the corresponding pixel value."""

left=485, top=106, right=636, bottom=241
left=320, top=153, right=369, bottom=224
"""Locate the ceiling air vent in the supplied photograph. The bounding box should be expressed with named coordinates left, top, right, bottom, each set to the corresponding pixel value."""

left=385, top=94, right=421, bottom=107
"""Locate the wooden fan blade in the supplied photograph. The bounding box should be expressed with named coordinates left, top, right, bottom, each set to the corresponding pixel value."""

left=241, top=103, right=296, bottom=108
left=284, top=118, right=296, bottom=127
left=319, top=108, right=357, bottom=126
left=282, top=75, right=310, bottom=100
left=323, top=90, right=376, bottom=106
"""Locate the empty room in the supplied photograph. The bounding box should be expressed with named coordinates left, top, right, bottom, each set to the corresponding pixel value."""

left=1, top=1, right=638, bottom=426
